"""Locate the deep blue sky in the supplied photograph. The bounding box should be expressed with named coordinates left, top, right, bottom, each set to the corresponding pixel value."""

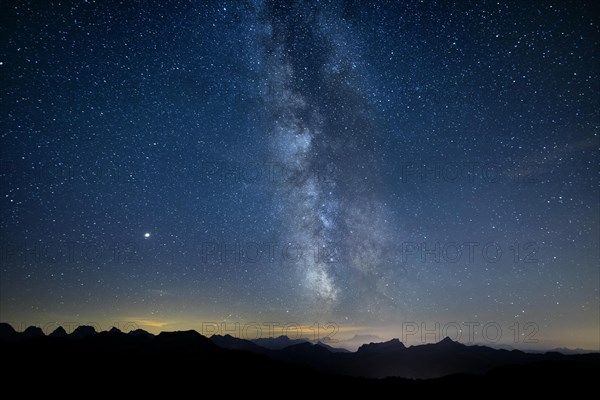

left=1, top=0, right=598, bottom=349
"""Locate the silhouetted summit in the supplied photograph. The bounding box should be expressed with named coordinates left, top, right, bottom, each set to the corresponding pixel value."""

left=128, top=328, right=153, bottom=338
left=357, top=338, right=406, bottom=353
left=211, top=334, right=265, bottom=352
left=49, top=326, right=68, bottom=338
left=70, top=325, right=96, bottom=339
left=22, top=326, right=44, bottom=339
left=155, top=330, right=217, bottom=351
left=0, top=323, right=18, bottom=341
left=436, top=336, right=463, bottom=347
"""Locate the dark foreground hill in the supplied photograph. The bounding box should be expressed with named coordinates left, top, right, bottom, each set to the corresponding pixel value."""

left=1, top=323, right=598, bottom=395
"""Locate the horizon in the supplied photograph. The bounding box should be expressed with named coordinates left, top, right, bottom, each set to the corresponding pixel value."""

left=2, top=321, right=597, bottom=352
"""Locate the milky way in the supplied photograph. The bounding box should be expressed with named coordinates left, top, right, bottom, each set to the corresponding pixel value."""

left=259, top=2, right=401, bottom=316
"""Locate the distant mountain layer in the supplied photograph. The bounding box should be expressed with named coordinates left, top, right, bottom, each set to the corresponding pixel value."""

left=251, top=335, right=310, bottom=350
left=1, top=322, right=598, bottom=387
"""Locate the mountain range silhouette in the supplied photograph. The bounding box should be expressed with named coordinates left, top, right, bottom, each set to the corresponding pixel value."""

left=1, top=322, right=597, bottom=394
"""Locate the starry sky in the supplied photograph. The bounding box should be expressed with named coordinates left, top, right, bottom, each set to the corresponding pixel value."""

left=1, top=1, right=598, bottom=349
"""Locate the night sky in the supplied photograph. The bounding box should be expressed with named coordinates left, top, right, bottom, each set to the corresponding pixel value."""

left=1, top=1, right=598, bottom=350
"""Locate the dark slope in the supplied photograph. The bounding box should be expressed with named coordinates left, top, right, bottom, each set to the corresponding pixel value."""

left=1, top=325, right=598, bottom=395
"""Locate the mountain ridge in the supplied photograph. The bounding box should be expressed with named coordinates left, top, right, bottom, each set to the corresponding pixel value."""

left=1, top=323, right=597, bottom=380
